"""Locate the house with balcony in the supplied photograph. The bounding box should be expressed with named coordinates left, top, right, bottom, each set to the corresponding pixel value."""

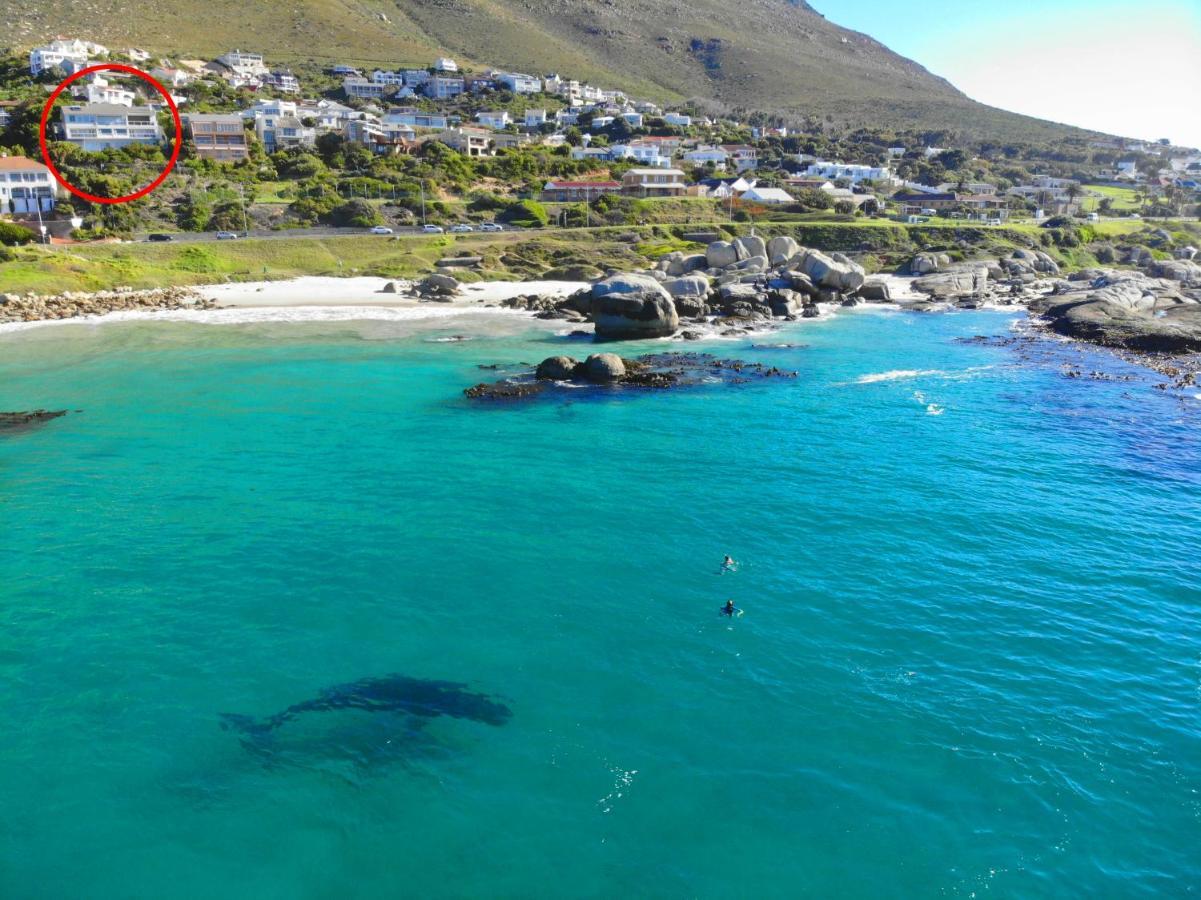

left=217, top=50, right=269, bottom=78
left=384, top=108, right=450, bottom=130
left=0, top=156, right=60, bottom=214
left=343, top=77, right=388, bottom=100
left=434, top=57, right=459, bottom=73
left=682, top=145, right=730, bottom=168
left=185, top=114, right=249, bottom=162
left=524, top=109, right=548, bottom=128
left=663, top=113, right=692, bottom=127
left=621, top=168, right=686, bottom=198
left=266, top=71, right=300, bottom=94
left=77, top=75, right=136, bottom=107
left=802, top=160, right=896, bottom=186
left=60, top=103, right=164, bottom=151
left=424, top=76, right=465, bottom=100
left=436, top=127, right=495, bottom=157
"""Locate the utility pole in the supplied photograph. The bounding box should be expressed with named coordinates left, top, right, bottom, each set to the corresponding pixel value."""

left=238, top=183, right=249, bottom=235
left=420, top=181, right=427, bottom=225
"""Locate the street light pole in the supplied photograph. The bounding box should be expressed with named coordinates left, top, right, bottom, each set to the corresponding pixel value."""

left=238, top=184, right=249, bottom=236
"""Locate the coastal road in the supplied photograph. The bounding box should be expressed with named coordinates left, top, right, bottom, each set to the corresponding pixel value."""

left=128, top=225, right=536, bottom=244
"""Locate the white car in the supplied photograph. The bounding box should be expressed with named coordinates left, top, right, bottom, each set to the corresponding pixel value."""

left=422, top=224, right=445, bottom=234
left=450, top=224, right=474, bottom=233
left=479, top=222, right=504, bottom=232
left=370, top=225, right=394, bottom=235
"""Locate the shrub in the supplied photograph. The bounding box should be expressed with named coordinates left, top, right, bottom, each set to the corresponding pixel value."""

left=0, top=220, right=37, bottom=245
left=324, top=199, right=383, bottom=228
left=500, top=199, right=549, bottom=228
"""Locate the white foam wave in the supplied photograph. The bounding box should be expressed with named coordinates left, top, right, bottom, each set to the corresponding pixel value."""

left=856, top=369, right=946, bottom=384
left=0, top=304, right=534, bottom=335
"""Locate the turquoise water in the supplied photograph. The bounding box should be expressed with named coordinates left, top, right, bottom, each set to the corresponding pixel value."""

left=1, top=308, right=1198, bottom=898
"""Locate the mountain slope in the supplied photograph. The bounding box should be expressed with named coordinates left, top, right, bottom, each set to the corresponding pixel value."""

left=0, top=0, right=1095, bottom=142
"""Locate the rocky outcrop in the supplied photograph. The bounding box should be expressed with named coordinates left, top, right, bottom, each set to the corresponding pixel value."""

left=465, top=352, right=797, bottom=401
left=591, top=274, right=680, bottom=340
left=910, top=253, right=950, bottom=275
left=535, top=356, right=581, bottom=380
left=1030, top=270, right=1201, bottom=354
left=0, top=287, right=215, bottom=324
left=795, top=249, right=866, bottom=292
left=706, top=241, right=740, bottom=270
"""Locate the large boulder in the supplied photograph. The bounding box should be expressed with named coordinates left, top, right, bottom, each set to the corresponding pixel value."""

left=666, top=253, right=709, bottom=277
left=674, top=296, right=708, bottom=318
left=706, top=241, right=740, bottom=269
left=582, top=353, right=627, bottom=383
left=912, top=267, right=989, bottom=300
left=418, top=273, right=460, bottom=296
left=798, top=249, right=866, bottom=293
left=910, top=253, right=950, bottom=275
left=592, top=272, right=671, bottom=299
left=733, top=234, right=767, bottom=262
left=663, top=275, right=711, bottom=298
left=733, top=255, right=768, bottom=274
left=859, top=279, right=892, bottom=302
left=767, top=289, right=802, bottom=317
left=535, top=356, right=581, bottom=381
left=592, top=276, right=680, bottom=340
left=767, top=236, right=801, bottom=267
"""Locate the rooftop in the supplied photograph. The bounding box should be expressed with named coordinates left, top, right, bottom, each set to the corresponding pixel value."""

left=0, top=155, right=49, bottom=172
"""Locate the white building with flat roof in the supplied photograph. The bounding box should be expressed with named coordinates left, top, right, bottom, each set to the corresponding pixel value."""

left=60, top=103, right=164, bottom=151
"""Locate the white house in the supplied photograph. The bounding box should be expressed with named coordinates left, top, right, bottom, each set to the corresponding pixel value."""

left=741, top=186, right=794, bottom=205
left=149, top=67, right=193, bottom=88
left=663, top=113, right=692, bottom=127
left=77, top=75, right=136, bottom=107
left=0, top=155, right=60, bottom=214
left=683, top=146, right=730, bottom=167
left=266, top=71, right=300, bottom=94
left=384, top=108, right=450, bottom=130
left=373, top=70, right=406, bottom=86
left=803, top=160, right=894, bottom=186
left=434, top=57, right=459, bottom=73
left=620, top=112, right=644, bottom=128
left=524, top=109, right=547, bottom=127
left=218, top=50, right=269, bottom=78
left=29, top=39, right=108, bottom=75
left=476, top=110, right=512, bottom=129
left=60, top=103, right=164, bottom=151
left=609, top=143, right=670, bottom=168
left=496, top=72, right=541, bottom=94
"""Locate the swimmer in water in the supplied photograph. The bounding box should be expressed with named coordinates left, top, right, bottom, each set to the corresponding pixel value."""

left=721, top=555, right=737, bottom=573
left=721, top=600, right=737, bottom=617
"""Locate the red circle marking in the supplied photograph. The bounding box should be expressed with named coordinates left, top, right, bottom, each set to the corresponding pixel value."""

left=39, top=63, right=182, bottom=205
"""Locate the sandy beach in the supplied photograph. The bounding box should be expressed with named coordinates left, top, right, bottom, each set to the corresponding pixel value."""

left=195, top=277, right=590, bottom=308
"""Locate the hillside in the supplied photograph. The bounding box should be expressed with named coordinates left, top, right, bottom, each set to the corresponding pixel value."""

left=0, top=0, right=1096, bottom=142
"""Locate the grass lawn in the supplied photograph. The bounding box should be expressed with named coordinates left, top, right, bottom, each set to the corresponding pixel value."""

left=1082, top=184, right=1142, bottom=213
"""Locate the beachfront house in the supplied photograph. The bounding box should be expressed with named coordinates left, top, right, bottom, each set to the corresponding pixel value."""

left=184, top=114, right=250, bottom=162
left=60, top=103, right=165, bottom=151
left=540, top=180, right=622, bottom=202
left=29, top=39, right=108, bottom=75
left=0, top=155, right=60, bottom=215
left=621, top=167, right=686, bottom=198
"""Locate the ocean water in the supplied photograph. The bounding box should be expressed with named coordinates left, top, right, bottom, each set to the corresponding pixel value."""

left=1, top=306, right=1198, bottom=899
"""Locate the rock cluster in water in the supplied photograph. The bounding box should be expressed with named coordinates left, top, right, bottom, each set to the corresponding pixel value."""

left=0, top=287, right=215, bottom=323
left=0, top=410, right=69, bottom=433
left=464, top=352, right=797, bottom=401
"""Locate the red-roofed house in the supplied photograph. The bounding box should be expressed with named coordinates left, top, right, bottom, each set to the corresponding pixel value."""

left=540, top=180, right=622, bottom=202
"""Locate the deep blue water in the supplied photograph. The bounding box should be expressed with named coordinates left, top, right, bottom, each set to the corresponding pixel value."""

left=1, top=307, right=1198, bottom=898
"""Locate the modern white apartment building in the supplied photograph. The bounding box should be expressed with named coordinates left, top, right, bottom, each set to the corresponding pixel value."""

left=60, top=103, right=165, bottom=151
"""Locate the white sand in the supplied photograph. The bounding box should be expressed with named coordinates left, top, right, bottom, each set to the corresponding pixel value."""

left=195, top=276, right=589, bottom=308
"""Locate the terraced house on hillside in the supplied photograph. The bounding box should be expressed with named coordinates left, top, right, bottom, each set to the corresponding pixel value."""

left=184, top=114, right=250, bottom=162
left=60, top=103, right=165, bottom=151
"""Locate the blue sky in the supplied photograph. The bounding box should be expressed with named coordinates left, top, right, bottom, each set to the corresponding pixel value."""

left=812, top=0, right=1201, bottom=148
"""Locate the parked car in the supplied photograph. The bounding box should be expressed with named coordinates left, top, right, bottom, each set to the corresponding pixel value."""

left=216, top=231, right=239, bottom=240
left=422, top=224, right=445, bottom=234
left=479, top=222, right=504, bottom=232
left=370, top=225, right=394, bottom=235
left=450, top=224, right=474, bottom=233
left=147, top=233, right=174, bottom=242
